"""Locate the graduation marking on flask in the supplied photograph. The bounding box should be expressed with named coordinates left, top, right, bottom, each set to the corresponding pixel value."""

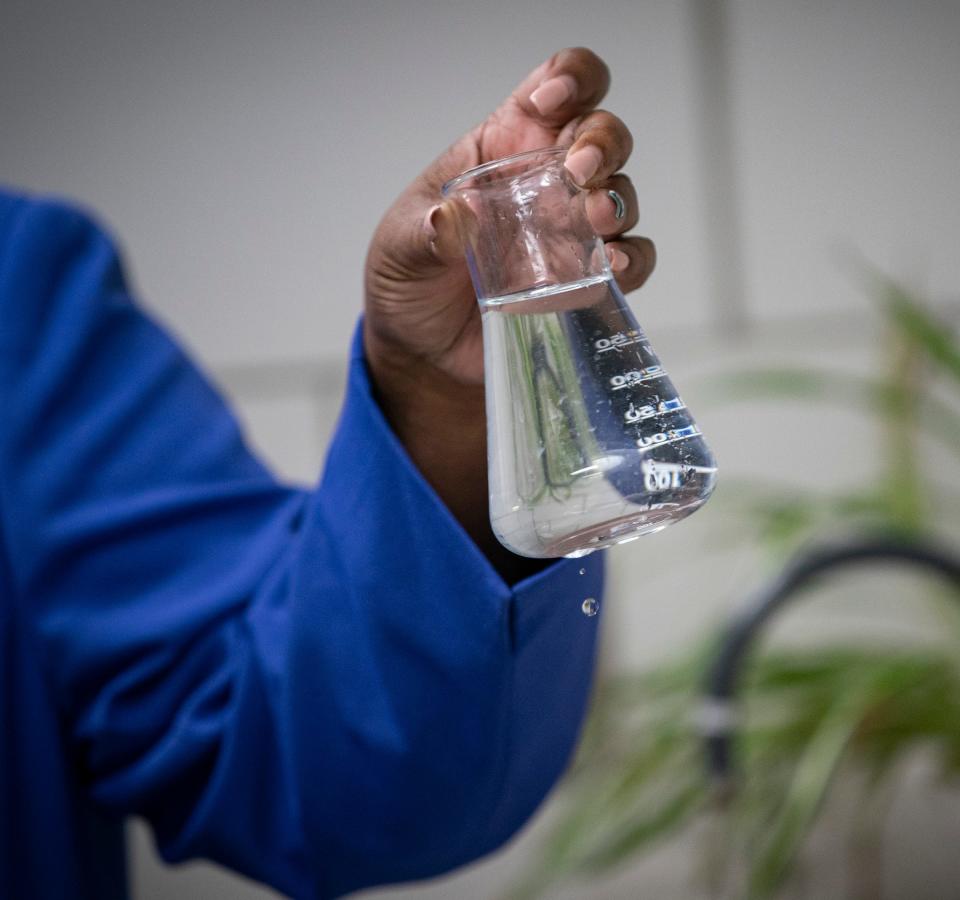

left=624, top=396, right=686, bottom=424
left=594, top=329, right=646, bottom=353
left=609, top=366, right=665, bottom=390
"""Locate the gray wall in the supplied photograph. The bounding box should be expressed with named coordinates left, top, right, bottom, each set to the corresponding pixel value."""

left=2, top=1, right=959, bottom=897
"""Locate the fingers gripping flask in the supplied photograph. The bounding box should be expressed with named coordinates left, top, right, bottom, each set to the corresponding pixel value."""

left=442, top=147, right=717, bottom=558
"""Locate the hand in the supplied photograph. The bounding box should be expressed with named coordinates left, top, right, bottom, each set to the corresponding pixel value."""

left=364, top=47, right=655, bottom=386
left=362, top=48, right=656, bottom=575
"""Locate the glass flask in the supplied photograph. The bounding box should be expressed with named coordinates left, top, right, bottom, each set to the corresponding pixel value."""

left=441, top=146, right=717, bottom=558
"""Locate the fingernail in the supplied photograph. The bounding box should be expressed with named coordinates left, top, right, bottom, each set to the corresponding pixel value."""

left=423, top=204, right=441, bottom=239
left=530, top=74, right=577, bottom=115
left=609, top=247, right=630, bottom=272
left=564, top=145, right=603, bottom=186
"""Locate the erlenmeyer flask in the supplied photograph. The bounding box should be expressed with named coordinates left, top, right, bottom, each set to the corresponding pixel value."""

left=442, top=146, right=717, bottom=558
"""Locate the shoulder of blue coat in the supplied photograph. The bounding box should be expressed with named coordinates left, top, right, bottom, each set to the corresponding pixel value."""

left=0, top=188, right=128, bottom=272
left=0, top=187, right=116, bottom=248
left=0, top=187, right=28, bottom=241
left=0, top=188, right=125, bottom=356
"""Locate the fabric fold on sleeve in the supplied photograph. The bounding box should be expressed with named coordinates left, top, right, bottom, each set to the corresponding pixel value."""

left=283, top=323, right=604, bottom=895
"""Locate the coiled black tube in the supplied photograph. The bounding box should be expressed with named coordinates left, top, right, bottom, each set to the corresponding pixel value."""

left=700, top=536, right=960, bottom=783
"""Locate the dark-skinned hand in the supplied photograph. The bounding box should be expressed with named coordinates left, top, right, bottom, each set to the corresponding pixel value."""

left=363, top=48, right=656, bottom=579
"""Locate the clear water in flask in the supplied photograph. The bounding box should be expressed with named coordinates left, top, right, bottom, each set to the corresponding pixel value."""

left=482, top=274, right=717, bottom=558
left=442, top=145, right=717, bottom=558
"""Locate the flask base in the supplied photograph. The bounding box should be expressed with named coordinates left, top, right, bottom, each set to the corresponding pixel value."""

left=496, top=495, right=710, bottom=559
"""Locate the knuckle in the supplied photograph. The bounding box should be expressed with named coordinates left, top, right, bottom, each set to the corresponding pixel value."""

left=584, top=108, right=618, bottom=128
left=616, top=273, right=640, bottom=294
left=563, top=46, right=605, bottom=70
left=643, top=239, right=657, bottom=272
left=558, top=47, right=611, bottom=96
left=610, top=173, right=636, bottom=198
left=581, top=111, right=632, bottom=152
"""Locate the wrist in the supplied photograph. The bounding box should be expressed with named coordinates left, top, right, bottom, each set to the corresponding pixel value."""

left=362, top=322, right=485, bottom=436
left=362, top=319, right=547, bottom=582
left=362, top=321, right=488, bottom=515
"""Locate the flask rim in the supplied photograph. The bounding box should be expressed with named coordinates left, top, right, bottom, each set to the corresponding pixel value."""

left=441, top=145, right=565, bottom=196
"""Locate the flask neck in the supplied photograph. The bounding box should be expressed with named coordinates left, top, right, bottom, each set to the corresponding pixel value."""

left=442, top=146, right=610, bottom=303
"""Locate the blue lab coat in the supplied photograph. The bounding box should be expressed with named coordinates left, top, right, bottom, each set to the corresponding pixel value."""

left=0, top=190, right=604, bottom=899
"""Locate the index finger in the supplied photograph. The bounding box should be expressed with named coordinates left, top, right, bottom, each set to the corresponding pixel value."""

left=509, top=47, right=611, bottom=126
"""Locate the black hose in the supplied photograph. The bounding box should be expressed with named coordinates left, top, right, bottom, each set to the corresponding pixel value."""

left=700, top=536, right=960, bottom=783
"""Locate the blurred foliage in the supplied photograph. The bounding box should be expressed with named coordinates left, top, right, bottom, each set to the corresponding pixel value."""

left=704, top=276, right=960, bottom=558
left=512, top=276, right=960, bottom=899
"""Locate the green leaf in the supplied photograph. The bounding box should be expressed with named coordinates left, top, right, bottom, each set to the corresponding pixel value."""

left=881, top=280, right=960, bottom=385
left=579, top=777, right=705, bottom=872
left=747, top=673, right=881, bottom=897
left=508, top=737, right=700, bottom=899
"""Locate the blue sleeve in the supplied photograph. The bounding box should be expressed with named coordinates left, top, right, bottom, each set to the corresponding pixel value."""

left=0, top=194, right=604, bottom=898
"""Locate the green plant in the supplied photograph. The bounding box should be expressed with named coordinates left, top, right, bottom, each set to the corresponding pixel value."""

left=512, top=276, right=960, bottom=899
left=705, top=275, right=960, bottom=555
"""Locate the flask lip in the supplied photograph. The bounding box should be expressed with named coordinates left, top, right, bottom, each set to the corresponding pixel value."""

left=441, top=145, right=566, bottom=196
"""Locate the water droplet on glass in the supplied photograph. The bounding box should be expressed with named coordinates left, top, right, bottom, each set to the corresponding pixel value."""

left=581, top=597, right=599, bottom=617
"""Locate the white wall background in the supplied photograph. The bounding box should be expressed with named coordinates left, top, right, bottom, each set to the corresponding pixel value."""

left=2, top=1, right=959, bottom=897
